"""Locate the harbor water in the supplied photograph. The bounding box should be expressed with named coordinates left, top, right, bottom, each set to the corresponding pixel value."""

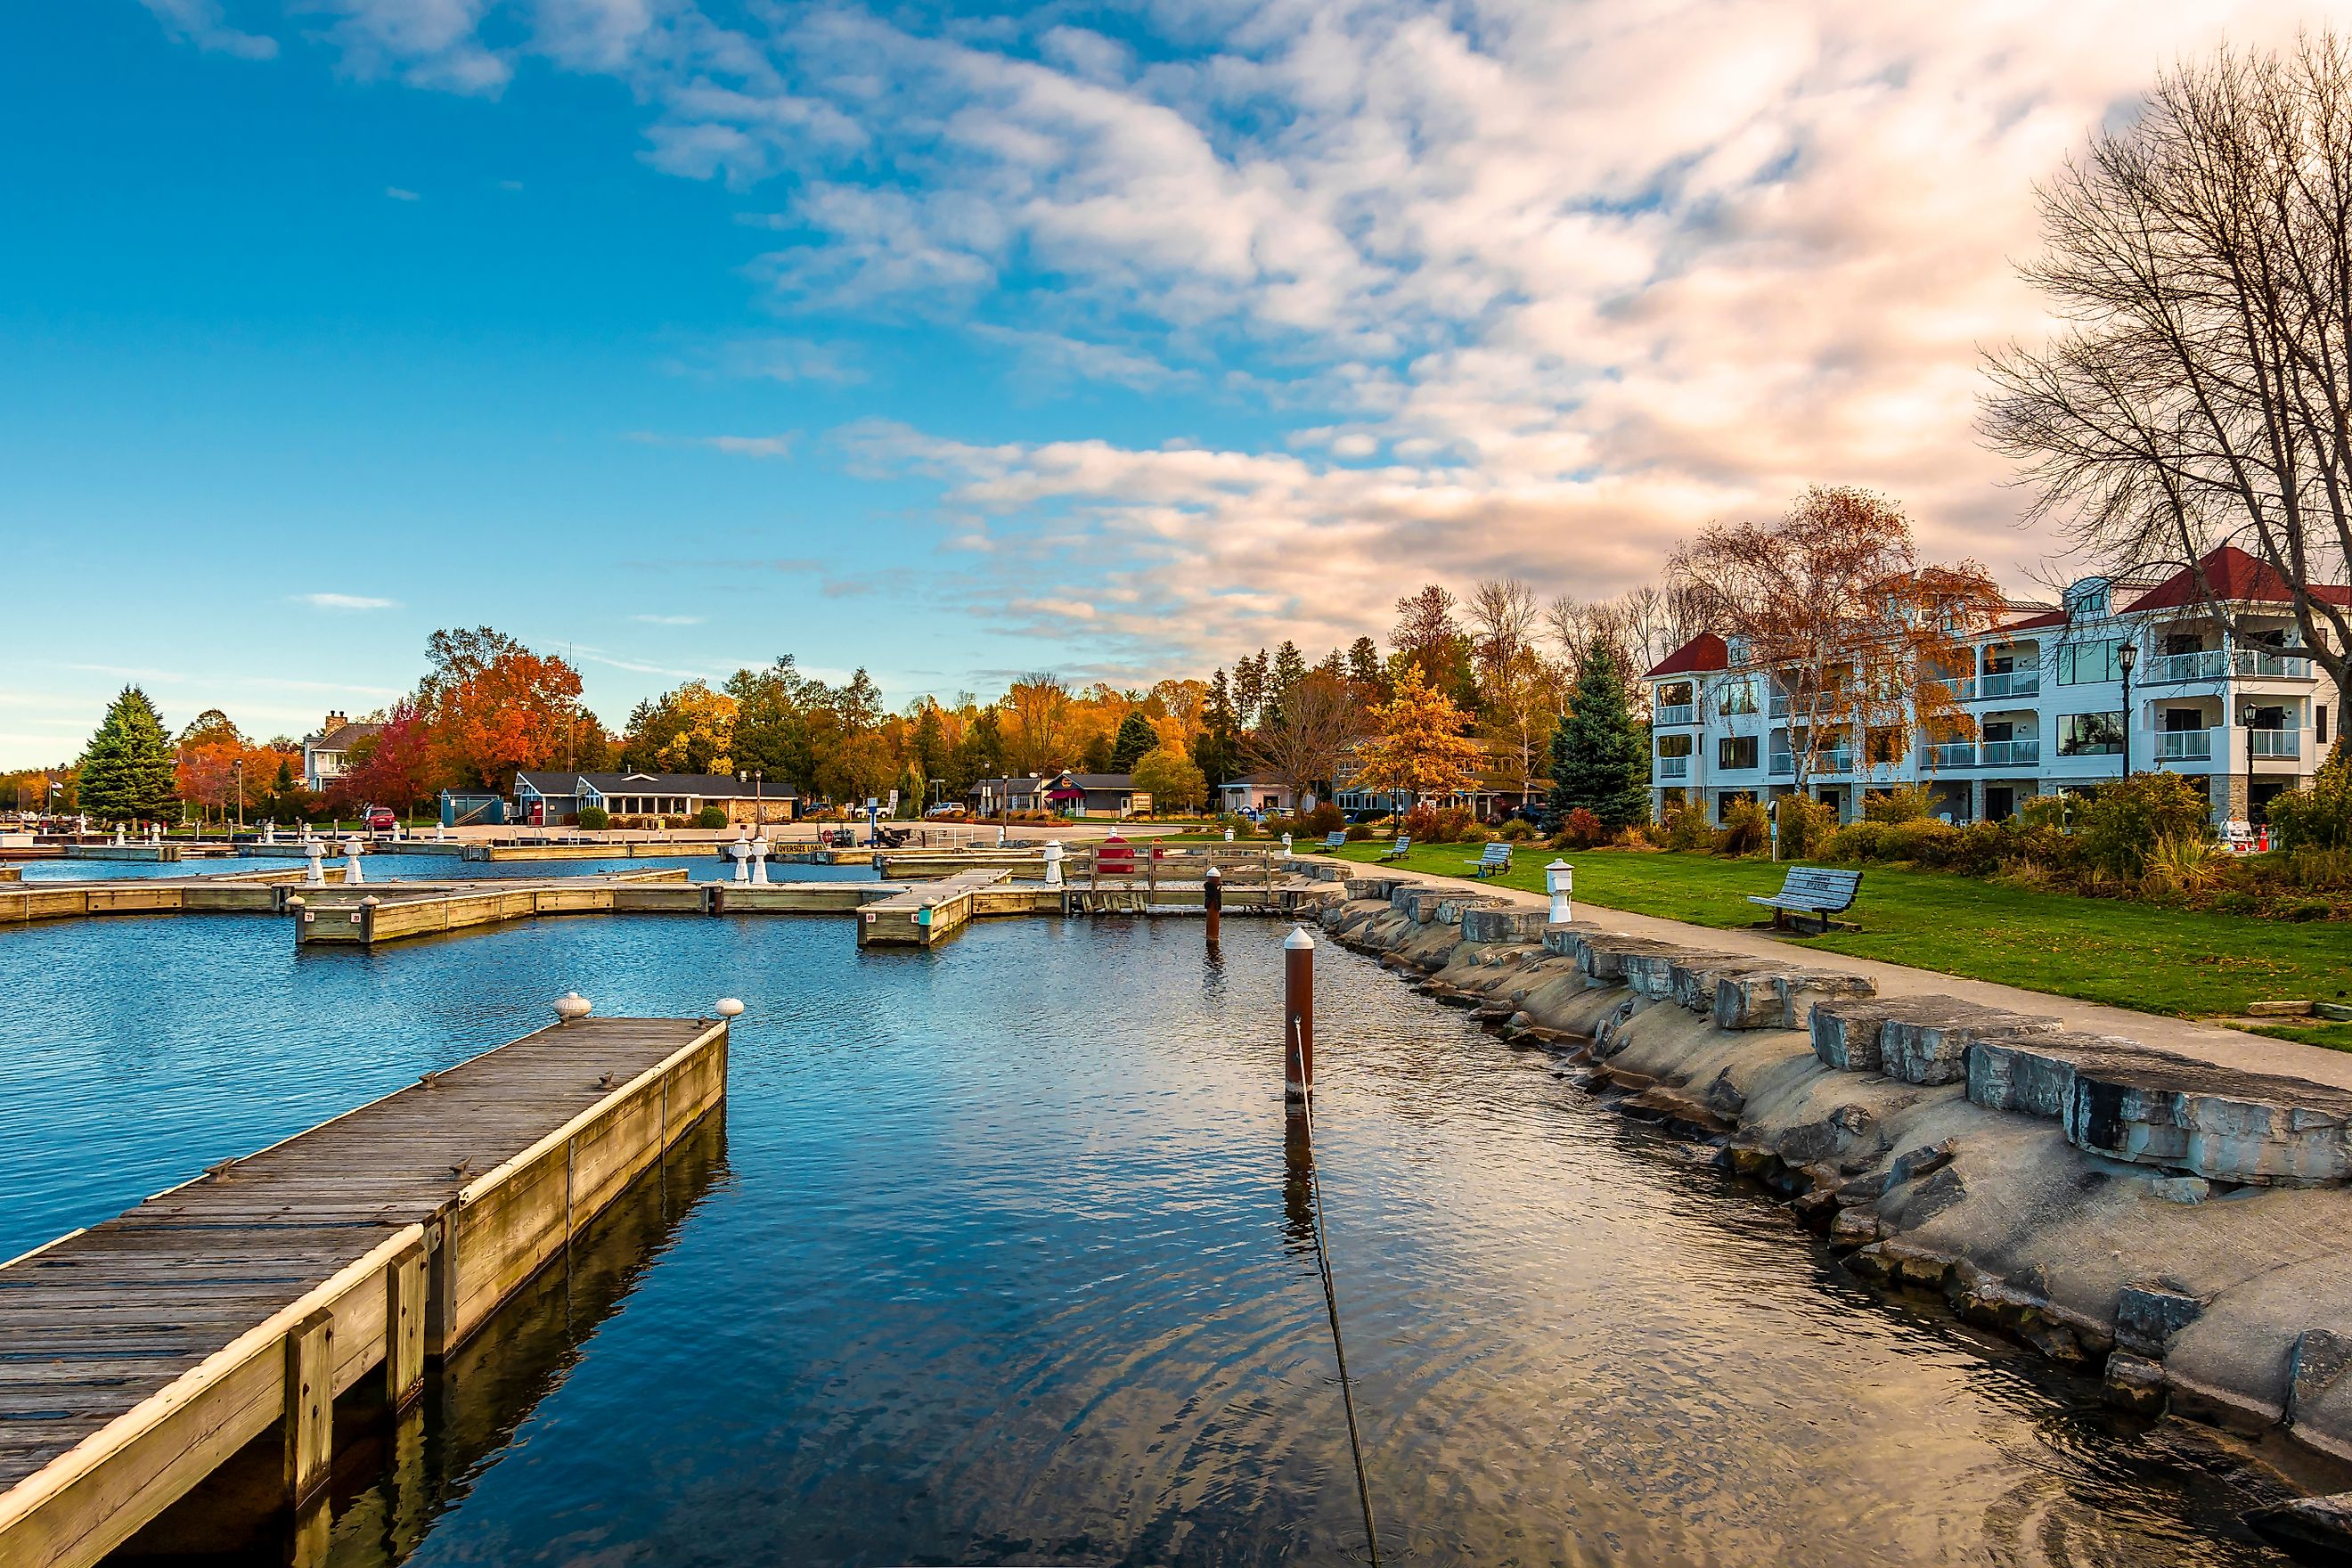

left=0, top=908, right=2334, bottom=1565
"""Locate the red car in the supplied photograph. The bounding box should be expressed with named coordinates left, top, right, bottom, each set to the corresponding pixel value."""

left=364, top=807, right=397, bottom=832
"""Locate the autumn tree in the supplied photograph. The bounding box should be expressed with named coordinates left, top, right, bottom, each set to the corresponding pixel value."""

left=1004, top=673, right=1073, bottom=774
left=1245, top=670, right=1362, bottom=807
left=332, top=698, right=440, bottom=817
left=1548, top=642, right=1650, bottom=829
left=1668, top=488, right=2000, bottom=794
left=623, top=680, right=737, bottom=775
left=78, top=687, right=177, bottom=822
left=1346, top=665, right=1482, bottom=804
left=416, top=627, right=590, bottom=792
left=1131, top=746, right=1207, bottom=813
left=1981, top=35, right=2352, bottom=691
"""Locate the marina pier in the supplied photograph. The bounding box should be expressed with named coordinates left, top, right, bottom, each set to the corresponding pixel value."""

left=0, top=1013, right=729, bottom=1568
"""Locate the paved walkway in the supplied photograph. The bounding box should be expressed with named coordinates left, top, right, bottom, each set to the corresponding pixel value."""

left=1366, top=866, right=2352, bottom=1093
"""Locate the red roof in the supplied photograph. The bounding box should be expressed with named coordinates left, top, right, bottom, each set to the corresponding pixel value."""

left=2125, top=544, right=2351, bottom=612
left=1645, top=633, right=1728, bottom=679
left=1997, top=608, right=2070, bottom=632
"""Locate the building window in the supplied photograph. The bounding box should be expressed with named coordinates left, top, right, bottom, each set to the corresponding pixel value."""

left=2321, top=705, right=2332, bottom=745
left=1656, top=734, right=1693, bottom=758
left=2057, top=640, right=2124, bottom=685
left=1865, top=725, right=1906, bottom=764
left=2059, top=712, right=2125, bottom=756
left=1716, top=679, right=1758, bottom=716
left=1717, top=735, right=1758, bottom=769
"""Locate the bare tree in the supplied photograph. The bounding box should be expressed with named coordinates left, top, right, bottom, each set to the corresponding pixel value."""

left=1668, top=487, right=2003, bottom=795
left=1981, top=34, right=2352, bottom=689
left=1243, top=670, right=1363, bottom=809
left=1466, top=579, right=1539, bottom=687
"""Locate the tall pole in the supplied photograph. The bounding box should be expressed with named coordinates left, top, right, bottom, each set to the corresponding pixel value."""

left=1204, top=862, right=1221, bottom=947
left=2117, top=640, right=2136, bottom=781
left=1284, top=926, right=1314, bottom=1100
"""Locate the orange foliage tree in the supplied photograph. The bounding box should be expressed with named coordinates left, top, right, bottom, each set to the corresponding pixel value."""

left=416, top=628, right=590, bottom=792
left=1346, top=665, right=1482, bottom=804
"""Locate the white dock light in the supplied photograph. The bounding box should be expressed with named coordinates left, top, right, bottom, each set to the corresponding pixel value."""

left=715, top=998, right=746, bottom=1018
left=554, top=992, right=592, bottom=1023
left=1546, top=860, right=1574, bottom=925
left=1043, top=840, right=1065, bottom=886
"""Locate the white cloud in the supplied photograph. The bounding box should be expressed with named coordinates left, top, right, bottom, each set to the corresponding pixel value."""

left=384, top=185, right=421, bottom=200
left=139, top=0, right=277, bottom=58
left=631, top=613, right=706, bottom=625
left=293, top=592, right=402, bottom=610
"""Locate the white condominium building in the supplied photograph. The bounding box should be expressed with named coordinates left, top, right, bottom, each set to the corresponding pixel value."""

left=1644, top=546, right=2344, bottom=828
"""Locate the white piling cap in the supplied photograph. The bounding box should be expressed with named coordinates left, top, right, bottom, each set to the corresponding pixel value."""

left=715, top=998, right=746, bottom=1018
left=1285, top=925, right=1316, bottom=950
left=1205, top=862, right=1221, bottom=878
left=553, top=992, right=592, bottom=1022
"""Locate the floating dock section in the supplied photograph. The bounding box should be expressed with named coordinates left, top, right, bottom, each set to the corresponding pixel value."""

left=0, top=1014, right=728, bottom=1568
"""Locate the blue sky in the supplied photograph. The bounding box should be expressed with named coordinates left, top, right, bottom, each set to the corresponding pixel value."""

left=0, top=0, right=2324, bottom=762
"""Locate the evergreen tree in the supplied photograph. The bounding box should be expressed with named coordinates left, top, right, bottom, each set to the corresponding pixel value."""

left=78, top=686, right=178, bottom=822
left=1192, top=670, right=1242, bottom=792
left=1548, top=641, right=1650, bottom=829
left=1108, top=710, right=1157, bottom=772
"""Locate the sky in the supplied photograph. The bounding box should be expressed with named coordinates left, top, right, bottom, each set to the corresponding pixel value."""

left=3, top=0, right=2343, bottom=763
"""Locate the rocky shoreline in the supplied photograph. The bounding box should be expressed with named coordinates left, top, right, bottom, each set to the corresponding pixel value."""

left=1317, top=874, right=2352, bottom=1548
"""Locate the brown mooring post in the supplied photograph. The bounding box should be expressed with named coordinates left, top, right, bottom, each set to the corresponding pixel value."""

left=283, top=1310, right=334, bottom=1507
left=1284, top=925, right=1314, bottom=1100
left=1204, top=863, right=1221, bottom=946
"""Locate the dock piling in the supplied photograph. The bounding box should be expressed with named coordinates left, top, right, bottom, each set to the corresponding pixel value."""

left=1205, top=864, right=1221, bottom=947
left=282, top=1311, right=335, bottom=1507
left=1285, top=926, right=1314, bottom=1100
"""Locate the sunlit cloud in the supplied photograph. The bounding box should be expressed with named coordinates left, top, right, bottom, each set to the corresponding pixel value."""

left=293, top=592, right=402, bottom=610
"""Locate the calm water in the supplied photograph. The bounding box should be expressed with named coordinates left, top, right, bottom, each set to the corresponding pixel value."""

left=0, top=910, right=2331, bottom=1565
left=11, top=850, right=817, bottom=882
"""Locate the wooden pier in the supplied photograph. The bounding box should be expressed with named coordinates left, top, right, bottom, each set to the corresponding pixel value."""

left=0, top=1014, right=728, bottom=1568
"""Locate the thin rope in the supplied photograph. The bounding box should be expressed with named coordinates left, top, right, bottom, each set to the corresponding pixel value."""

left=1297, top=1025, right=1384, bottom=1568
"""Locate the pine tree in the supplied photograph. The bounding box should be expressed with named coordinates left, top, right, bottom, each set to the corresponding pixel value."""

left=78, top=686, right=178, bottom=823
left=1108, top=710, right=1157, bottom=773
left=1548, top=641, right=1650, bottom=829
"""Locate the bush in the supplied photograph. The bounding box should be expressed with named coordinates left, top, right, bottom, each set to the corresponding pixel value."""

left=2287, top=846, right=2352, bottom=892
left=2268, top=747, right=2352, bottom=853
left=1401, top=804, right=1439, bottom=842
left=1265, top=803, right=1343, bottom=841
left=1555, top=807, right=1607, bottom=849
left=2079, top=772, right=2211, bottom=878
left=2143, top=832, right=2225, bottom=894
left=1433, top=805, right=1474, bottom=842
left=1499, top=817, right=1537, bottom=842
left=1773, top=795, right=1836, bottom=860
left=2210, top=889, right=2261, bottom=917
left=1826, top=821, right=1886, bottom=862
left=1718, top=799, right=1770, bottom=857
left=1458, top=825, right=1494, bottom=845
left=574, top=806, right=608, bottom=830
left=1661, top=802, right=1713, bottom=852
left=693, top=806, right=730, bottom=829
left=1864, top=785, right=1935, bottom=824
left=1879, top=818, right=1963, bottom=866
left=1344, top=823, right=1372, bottom=842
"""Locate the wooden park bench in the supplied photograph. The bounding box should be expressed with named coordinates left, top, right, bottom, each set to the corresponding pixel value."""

left=1378, top=834, right=1412, bottom=863
left=1319, top=830, right=1347, bottom=851
left=1465, top=842, right=1514, bottom=878
left=1746, top=866, right=1864, bottom=934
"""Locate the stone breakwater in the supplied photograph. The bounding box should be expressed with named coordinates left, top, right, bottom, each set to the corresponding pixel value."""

left=1321, top=875, right=2352, bottom=1496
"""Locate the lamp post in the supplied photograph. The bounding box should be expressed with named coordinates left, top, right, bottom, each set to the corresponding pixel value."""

left=2241, top=699, right=2259, bottom=830
left=2116, top=641, right=2136, bottom=780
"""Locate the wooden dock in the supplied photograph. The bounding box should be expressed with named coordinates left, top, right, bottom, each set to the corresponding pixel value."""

left=0, top=1014, right=728, bottom=1568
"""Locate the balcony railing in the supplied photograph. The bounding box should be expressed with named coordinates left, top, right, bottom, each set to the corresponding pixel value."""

left=2236, top=649, right=2315, bottom=679
left=1656, top=755, right=1691, bottom=779
left=2144, top=647, right=2316, bottom=684
left=2144, top=649, right=2225, bottom=684
left=1768, top=695, right=1790, bottom=719
left=1654, top=703, right=1695, bottom=726
left=1974, top=669, right=2039, bottom=699
left=1769, top=752, right=1793, bottom=778
left=2158, top=729, right=2213, bottom=762
left=1981, top=739, right=2040, bottom=767
left=1814, top=749, right=1856, bottom=774
left=2250, top=730, right=2302, bottom=759
left=1919, top=741, right=1976, bottom=769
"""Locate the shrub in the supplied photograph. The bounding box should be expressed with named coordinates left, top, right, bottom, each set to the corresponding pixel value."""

left=1863, top=785, right=1935, bottom=824
left=2000, top=822, right=2082, bottom=875
left=693, top=806, right=730, bottom=829
left=1772, top=795, right=1836, bottom=860
left=1880, top=818, right=1963, bottom=867
left=576, top=806, right=609, bottom=831
left=2017, top=796, right=2077, bottom=833
left=1433, top=805, right=1474, bottom=842
left=1401, top=804, right=1439, bottom=842
left=1344, top=823, right=1372, bottom=842
left=1826, top=821, right=1887, bottom=862
left=2210, top=889, right=2260, bottom=917
left=2287, top=846, right=2352, bottom=892
left=1459, top=825, right=1495, bottom=845
left=1555, top=807, right=1607, bottom=849
left=1718, top=799, right=1770, bottom=857
left=2143, top=833, right=2225, bottom=895
left=2275, top=896, right=2334, bottom=921
left=2079, top=772, right=2212, bottom=878
left=1499, top=817, right=1537, bottom=842
left=2268, top=746, right=2352, bottom=853
left=1214, top=812, right=1259, bottom=838
left=1661, top=803, right=1713, bottom=852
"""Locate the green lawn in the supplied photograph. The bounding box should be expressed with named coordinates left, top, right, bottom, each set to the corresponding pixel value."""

left=1323, top=840, right=2352, bottom=1038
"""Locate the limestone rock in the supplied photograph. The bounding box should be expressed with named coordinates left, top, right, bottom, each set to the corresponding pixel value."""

left=1711, top=968, right=1874, bottom=1031
left=1461, top=907, right=1548, bottom=944
left=1967, top=1031, right=2153, bottom=1120
left=1809, top=999, right=1907, bottom=1073
left=2245, top=1492, right=2352, bottom=1560
left=2290, top=1329, right=2352, bottom=1427
left=2115, top=1283, right=2204, bottom=1357
left=1577, top=934, right=1680, bottom=983
left=1880, top=1001, right=2062, bottom=1087
left=2102, top=1352, right=2168, bottom=1415
left=2151, top=1176, right=2210, bottom=1204
left=1541, top=920, right=1603, bottom=958
left=2062, top=1053, right=2352, bottom=1185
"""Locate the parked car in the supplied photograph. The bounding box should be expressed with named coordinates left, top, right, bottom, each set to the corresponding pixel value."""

left=924, top=804, right=966, bottom=820
left=364, top=806, right=397, bottom=832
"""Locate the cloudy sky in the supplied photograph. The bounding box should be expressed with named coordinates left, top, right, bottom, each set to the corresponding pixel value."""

left=1, top=0, right=2338, bottom=761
